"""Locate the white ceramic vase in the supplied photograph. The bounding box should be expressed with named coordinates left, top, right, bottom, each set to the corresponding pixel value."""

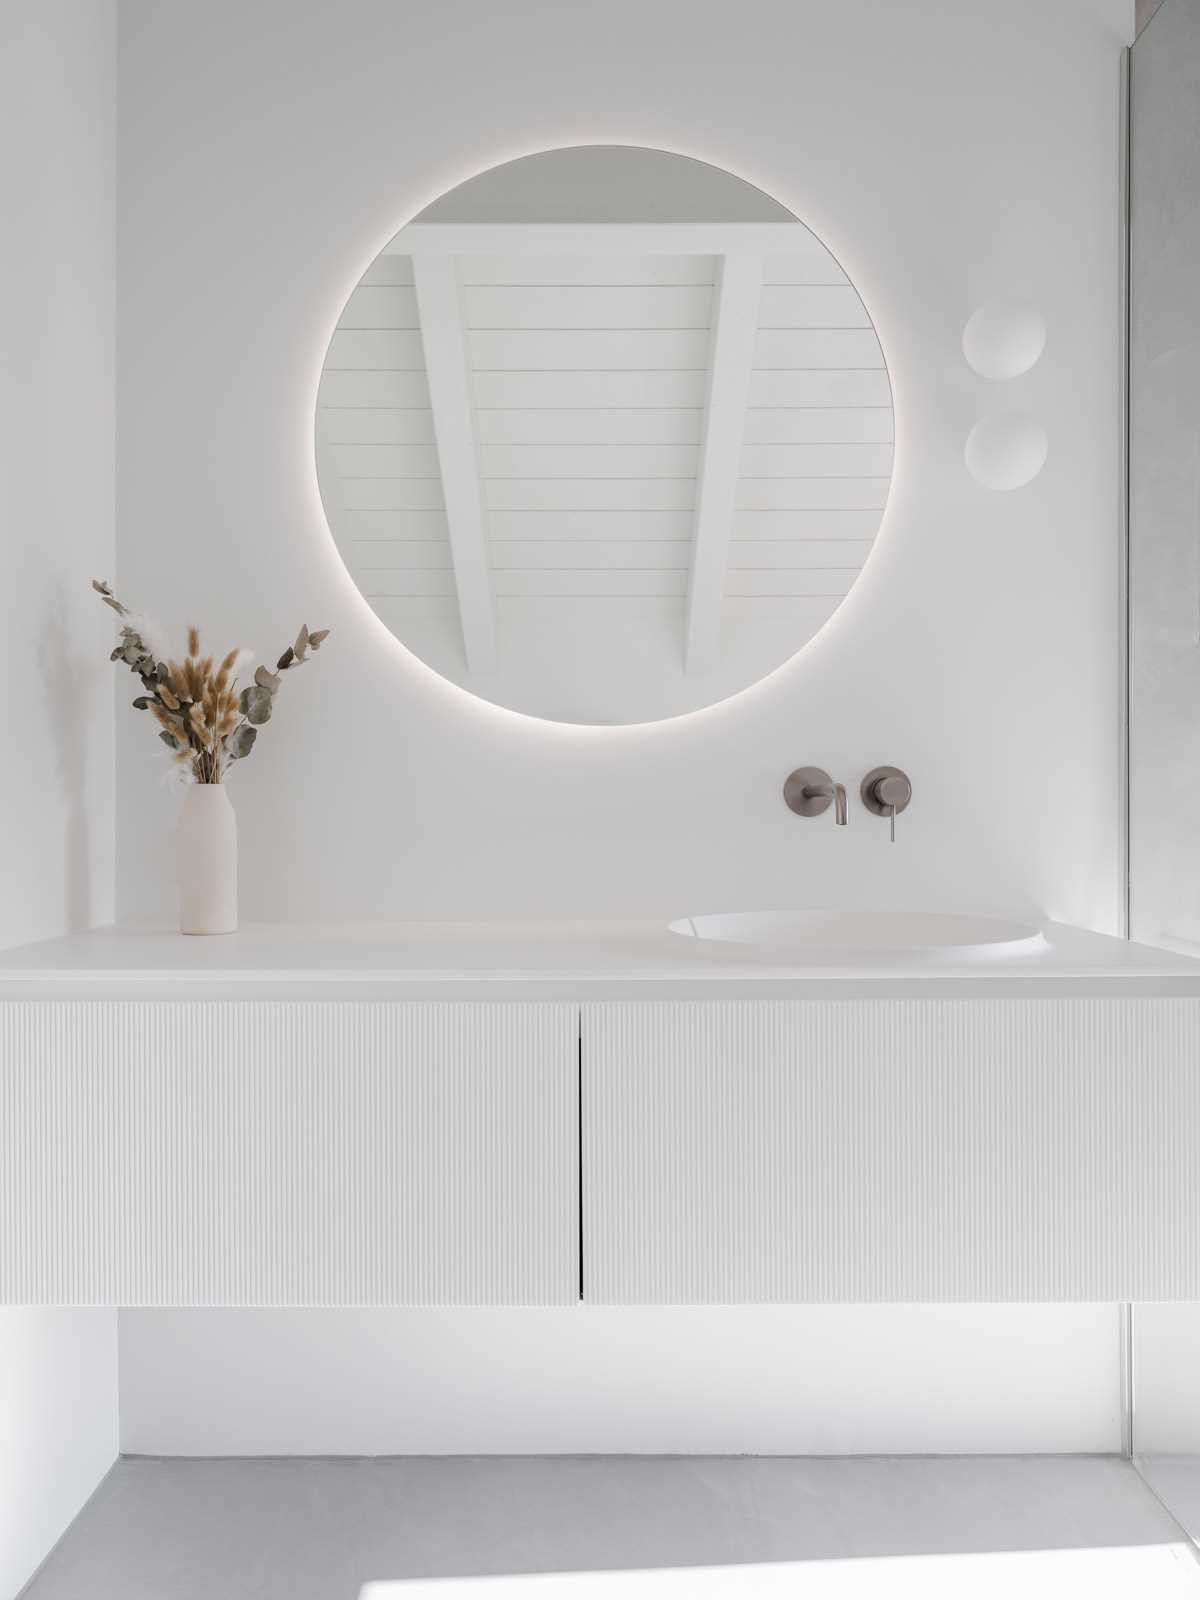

left=177, top=783, right=238, bottom=935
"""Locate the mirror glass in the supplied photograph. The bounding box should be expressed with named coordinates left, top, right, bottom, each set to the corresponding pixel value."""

left=316, top=146, right=893, bottom=723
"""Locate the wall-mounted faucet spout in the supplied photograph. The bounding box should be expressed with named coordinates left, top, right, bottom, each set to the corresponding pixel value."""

left=782, top=767, right=848, bottom=825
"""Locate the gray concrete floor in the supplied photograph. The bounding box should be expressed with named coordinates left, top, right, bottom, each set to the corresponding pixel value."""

left=1141, top=1457, right=1200, bottom=1545
left=22, top=1455, right=1199, bottom=1600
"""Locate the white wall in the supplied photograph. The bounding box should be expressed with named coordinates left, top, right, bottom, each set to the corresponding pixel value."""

left=0, top=1309, right=118, bottom=1600
left=118, top=1305, right=1124, bottom=1457
left=1, top=0, right=116, bottom=951
left=1126, top=1303, right=1200, bottom=1456
left=0, top=4, right=120, bottom=1586
left=115, top=0, right=1132, bottom=929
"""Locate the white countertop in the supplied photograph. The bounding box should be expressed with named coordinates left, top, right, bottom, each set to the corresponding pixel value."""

left=1, top=918, right=1199, bottom=999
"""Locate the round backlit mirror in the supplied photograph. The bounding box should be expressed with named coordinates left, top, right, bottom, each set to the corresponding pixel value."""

left=316, top=146, right=893, bottom=724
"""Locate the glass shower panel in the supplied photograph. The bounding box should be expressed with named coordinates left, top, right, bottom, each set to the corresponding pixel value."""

left=1134, top=1304, right=1200, bottom=1542
left=1129, top=0, right=1200, bottom=951
left=1129, top=0, right=1200, bottom=1551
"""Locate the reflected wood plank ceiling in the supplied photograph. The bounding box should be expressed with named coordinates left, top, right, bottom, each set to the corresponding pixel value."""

left=317, top=223, right=893, bottom=663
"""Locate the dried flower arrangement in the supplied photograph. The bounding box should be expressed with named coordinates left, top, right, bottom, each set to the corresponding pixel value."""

left=93, top=579, right=329, bottom=784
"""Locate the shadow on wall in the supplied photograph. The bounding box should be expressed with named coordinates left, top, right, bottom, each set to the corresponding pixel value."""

left=42, top=577, right=98, bottom=933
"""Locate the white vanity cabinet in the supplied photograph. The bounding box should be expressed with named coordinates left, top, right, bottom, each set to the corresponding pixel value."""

left=5, top=921, right=1200, bottom=1307
left=0, top=1001, right=579, bottom=1305
left=581, top=1000, right=1200, bottom=1303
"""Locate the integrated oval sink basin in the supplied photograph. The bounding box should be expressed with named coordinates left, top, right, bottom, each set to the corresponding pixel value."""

left=667, top=910, right=1048, bottom=963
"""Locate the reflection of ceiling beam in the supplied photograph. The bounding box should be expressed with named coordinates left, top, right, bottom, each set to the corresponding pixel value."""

left=412, top=255, right=497, bottom=673
left=684, top=254, right=762, bottom=673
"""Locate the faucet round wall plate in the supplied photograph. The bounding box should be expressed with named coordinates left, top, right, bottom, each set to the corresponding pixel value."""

left=861, top=766, right=912, bottom=817
left=783, top=766, right=837, bottom=817
left=314, top=145, right=896, bottom=726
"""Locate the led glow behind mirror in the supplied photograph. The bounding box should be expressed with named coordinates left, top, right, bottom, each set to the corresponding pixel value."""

left=316, top=147, right=895, bottom=724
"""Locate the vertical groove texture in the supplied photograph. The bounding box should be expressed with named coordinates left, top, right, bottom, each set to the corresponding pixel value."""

left=582, top=1000, right=1200, bottom=1303
left=0, top=1002, right=578, bottom=1306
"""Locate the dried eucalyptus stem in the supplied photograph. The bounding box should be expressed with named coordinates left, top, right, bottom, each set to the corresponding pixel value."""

left=92, top=579, right=329, bottom=784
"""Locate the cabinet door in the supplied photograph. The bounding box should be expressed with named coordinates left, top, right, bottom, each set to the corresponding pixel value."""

left=0, top=1001, right=579, bottom=1305
left=582, top=999, right=1200, bottom=1303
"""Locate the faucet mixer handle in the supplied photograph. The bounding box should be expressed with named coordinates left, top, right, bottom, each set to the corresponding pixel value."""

left=861, top=767, right=912, bottom=842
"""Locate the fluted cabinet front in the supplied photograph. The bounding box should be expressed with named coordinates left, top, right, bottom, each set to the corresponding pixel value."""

left=581, top=999, right=1200, bottom=1302
left=0, top=1002, right=579, bottom=1305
